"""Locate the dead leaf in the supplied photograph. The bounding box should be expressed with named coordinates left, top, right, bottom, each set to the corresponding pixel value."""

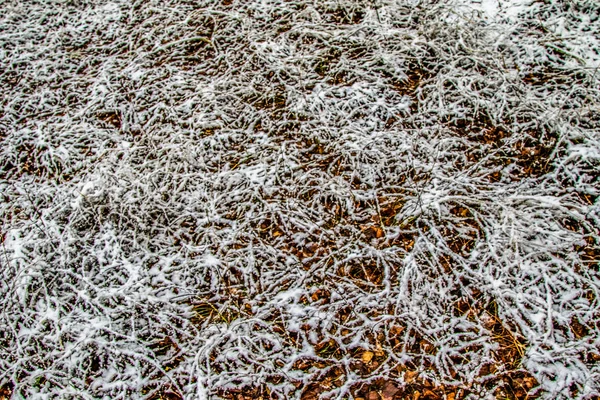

left=361, top=350, right=374, bottom=364
left=367, top=391, right=379, bottom=400
left=390, top=325, right=405, bottom=335
left=362, top=225, right=385, bottom=240
left=272, top=230, right=283, bottom=237
left=404, top=370, right=418, bottom=383
left=522, top=376, right=538, bottom=390
left=381, top=381, right=400, bottom=400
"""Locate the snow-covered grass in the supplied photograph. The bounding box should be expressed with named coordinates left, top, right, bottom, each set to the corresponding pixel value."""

left=1, top=0, right=599, bottom=398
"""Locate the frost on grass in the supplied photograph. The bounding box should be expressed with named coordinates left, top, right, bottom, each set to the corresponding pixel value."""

left=0, top=0, right=599, bottom=399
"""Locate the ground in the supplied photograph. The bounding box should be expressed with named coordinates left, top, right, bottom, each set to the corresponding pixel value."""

left=1, top=0, right=599, bottom=399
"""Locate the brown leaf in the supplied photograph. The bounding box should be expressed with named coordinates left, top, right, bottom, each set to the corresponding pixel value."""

left=390, top=325, right=405, bottom=335
left=422, top=389, right=439, bottom=399
left=301, top=384, right=323, bottom=400
left=362, top=225, right=385, bottom=240
left=522, top=376, right=538, bottom=390
left=0, top=384, right=12, bottom=400
left=570, top=316, right=589, bottom=338
left=381, top=381, right=401, bottom=400
left=367, top=391, right=380, bottom=400
left=311, top=288, right=330, bottom=302
left=404, top=370, right=418, bottom=383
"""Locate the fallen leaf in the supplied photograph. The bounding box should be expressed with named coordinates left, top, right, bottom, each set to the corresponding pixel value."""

left=404, top=370, right=418, bottom=383
left=361, top=351, right=374, bottom=364
left=390, top=325, right=405, bottom=335
left=522, top=376, right=538, bottom=390
left=367, top=391, right=379, bottom=400
left=381, top=381, right=401, bottom=400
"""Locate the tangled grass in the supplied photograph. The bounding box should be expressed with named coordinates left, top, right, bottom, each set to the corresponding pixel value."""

left=1, top=0, right=599, bottom=398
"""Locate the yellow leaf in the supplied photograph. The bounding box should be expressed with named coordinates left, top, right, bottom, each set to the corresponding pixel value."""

left=361, top=350, right=374, bottom=364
